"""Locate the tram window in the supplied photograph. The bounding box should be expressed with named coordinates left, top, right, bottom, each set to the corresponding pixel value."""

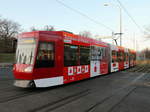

left=16, top=38, right=36, bottom=65
left=35, top=42, right=54, bottom=68
left=91, top=46, right=104, bottom=61
left=64, top=44, right=79, bottom=66
left=101, top=47, right=106, bottom=60
left=80, top=46, right=90, bottom=65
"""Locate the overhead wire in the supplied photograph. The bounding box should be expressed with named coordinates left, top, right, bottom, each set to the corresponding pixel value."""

left=55, top=0, right=114, bottom=32
left=115, top=0, right=144, bottom=33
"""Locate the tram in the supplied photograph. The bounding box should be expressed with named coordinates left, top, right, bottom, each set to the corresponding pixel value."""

left=13, top=31, right=136, bottom=88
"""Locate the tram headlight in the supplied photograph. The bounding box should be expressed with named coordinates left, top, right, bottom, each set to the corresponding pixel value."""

left=24, top=66, right=33, bottom=72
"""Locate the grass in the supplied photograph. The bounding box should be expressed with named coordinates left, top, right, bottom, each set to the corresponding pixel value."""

left=0, top=53, right=15, bottom=63
left=137, top=60, right=150, bottom=65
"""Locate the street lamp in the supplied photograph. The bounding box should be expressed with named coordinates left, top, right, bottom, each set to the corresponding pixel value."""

left=104, top=3, right=123, bottom=46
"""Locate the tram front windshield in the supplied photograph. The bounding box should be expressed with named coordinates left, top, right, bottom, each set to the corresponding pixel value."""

left=16, top=38, right=36, bottom=65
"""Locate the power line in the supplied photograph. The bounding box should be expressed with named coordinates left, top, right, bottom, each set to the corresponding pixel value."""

left=55, top=0, right=114, bottom=32
left=115, top=0, right=144, bottom=33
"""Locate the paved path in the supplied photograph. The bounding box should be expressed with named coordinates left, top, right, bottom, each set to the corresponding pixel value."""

left=0, top=66, right=150, bottom=112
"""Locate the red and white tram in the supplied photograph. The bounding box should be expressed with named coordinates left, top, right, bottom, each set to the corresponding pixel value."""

left=13, top=31, right=136, bottom=88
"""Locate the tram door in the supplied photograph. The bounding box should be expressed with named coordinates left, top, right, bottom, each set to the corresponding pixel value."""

left=33, top=35, right=63, bottom=79
left=90, top=46, right=102, bottom=77
left=118, top=49, right=124, bottom=70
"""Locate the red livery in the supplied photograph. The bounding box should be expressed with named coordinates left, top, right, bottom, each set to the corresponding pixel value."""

left=13, top=31, right=136, bottom=88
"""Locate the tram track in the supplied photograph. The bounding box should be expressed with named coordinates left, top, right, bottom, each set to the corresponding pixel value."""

left=30, top=89, right=90, bottom=112
left=134, top=66, right=145, bottom=72
left=0, top=88, right=55, bottom=104
left=30, top=73, right=146, bottom=112
left=0, top=81, right=14, bottom=91
left=85, top=73, right=146, bottom=112
left=127, top=65, right=150, bottom=73
left=0, top=86, right=16, bottom=92
left=138, top=66, right=149, bottom=73
left=147, top=68, right=150, bottom=73
left=0, top=83, right=90, bottom=106
left=107, top=87, right=137, bottom=112
left=126, top=66, right=140, bottom=72
left=0, top=90, right=37, bottom=103
left=140, top=67, right=148, bottom=73
left=86, top=87, right=137, bottom=112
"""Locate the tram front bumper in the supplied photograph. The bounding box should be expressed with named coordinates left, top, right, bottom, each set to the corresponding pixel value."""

left=14, top=80, right=35, bottom=88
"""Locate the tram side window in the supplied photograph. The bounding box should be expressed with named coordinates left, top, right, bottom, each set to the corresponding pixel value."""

left=80, top=46, right=90, bottom=65
left=35, top=42, right=54, bottom=68
left=64, top=44, right=79, bottom=66
left=91, top=46, right=104, bottom=61
left=101, top=47, right=106, bottom=60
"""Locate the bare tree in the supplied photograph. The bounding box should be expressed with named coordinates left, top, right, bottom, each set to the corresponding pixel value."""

left=44, top=25, right=55, bottom=31
left=30, top=25, right=55, bottom=31
left=0, top=17, right=20, bottom=52
left=0, top=18, right=20, bottom=40
left=143, top=48, right=150, bottom=59
left=79, top=31, right=92, bottom=38
left=30, top=26, right=37, bottom=31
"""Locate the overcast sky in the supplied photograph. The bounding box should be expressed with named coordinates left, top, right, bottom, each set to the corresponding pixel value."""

left=0, top=0, right=149, bottom=50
